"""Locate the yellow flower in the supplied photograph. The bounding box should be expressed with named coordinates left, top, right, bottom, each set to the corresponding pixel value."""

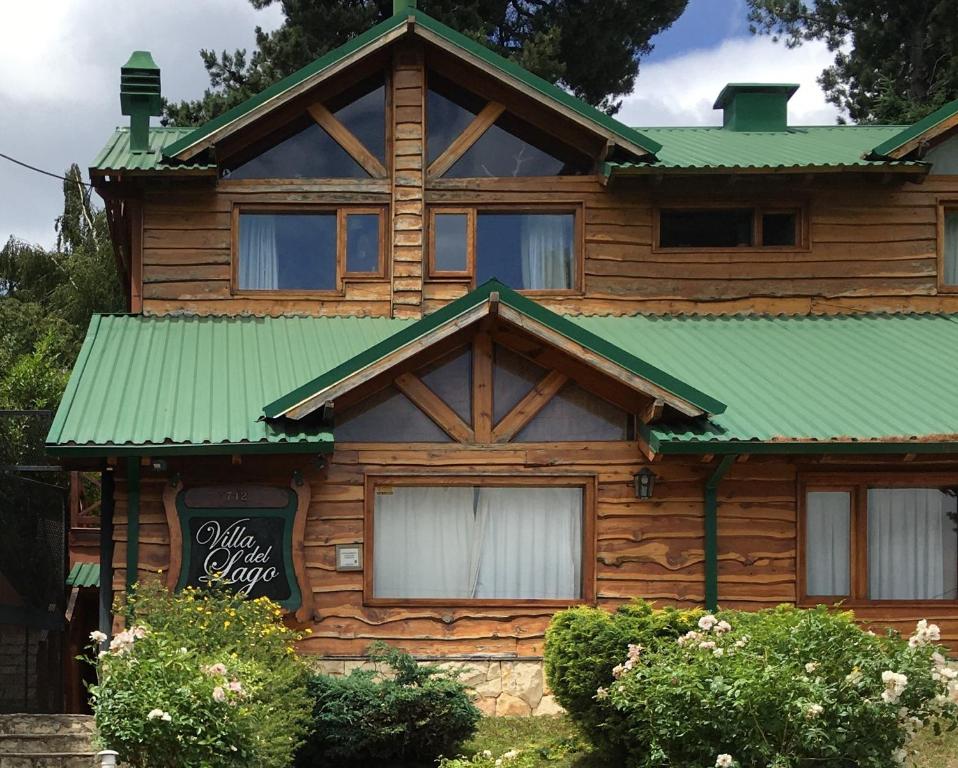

left=224, top=621, right=231, bottom=629
left=304, top=628, right=312, bottom=635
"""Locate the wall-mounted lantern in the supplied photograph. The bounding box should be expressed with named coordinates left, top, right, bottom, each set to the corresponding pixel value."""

left=633, top=467, right=657, bottom=500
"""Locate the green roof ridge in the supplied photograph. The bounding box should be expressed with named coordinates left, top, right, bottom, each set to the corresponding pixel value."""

left=869, top=96, right=958, bottom=158
left=262, top=279, right=725, bottom=419
left=161, top=8, right=660, bottom=161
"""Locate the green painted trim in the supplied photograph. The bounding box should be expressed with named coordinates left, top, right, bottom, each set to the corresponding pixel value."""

left=162, top=9, right=660, bottom=161
left=870, top=97, right=958, bottom=158
left=704, top=455, right=736, bottom=612
left=263, top=279, right=725, bottom=419
left=126, top=458, right=140, bottom=593
left=47, top=439, right=334, bottom=458
left=174, top=489, right=303, bottom=611
left=653, top=439, right=958, bottom=456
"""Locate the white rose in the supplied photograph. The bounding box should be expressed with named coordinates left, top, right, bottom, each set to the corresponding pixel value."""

left=715, top=754, right=734, bottom=768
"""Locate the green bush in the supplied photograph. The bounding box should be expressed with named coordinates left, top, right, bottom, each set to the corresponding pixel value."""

left=296, top=644, right=481, bottom=767
left=89, top=580, right=312, bottom=768
left=547, top=601, right=958, bottom=768
left=544, top=601, right=700, bottom=757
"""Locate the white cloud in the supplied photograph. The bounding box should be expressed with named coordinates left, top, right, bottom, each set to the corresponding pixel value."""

left=621, top=35, right=842, bottom=127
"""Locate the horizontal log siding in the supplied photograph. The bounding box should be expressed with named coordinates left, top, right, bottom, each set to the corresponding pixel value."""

left=108, top=450, right=958, bottom=655
left=140, top=174, right=958, bottom=316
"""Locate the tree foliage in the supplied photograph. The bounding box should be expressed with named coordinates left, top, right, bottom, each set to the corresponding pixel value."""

left=164, top=0, right=687, bottom=124
left=746, top=0, right=958, bottom=124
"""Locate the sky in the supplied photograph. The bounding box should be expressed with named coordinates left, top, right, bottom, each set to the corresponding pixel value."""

left=0, top=0, right=841, bottom=249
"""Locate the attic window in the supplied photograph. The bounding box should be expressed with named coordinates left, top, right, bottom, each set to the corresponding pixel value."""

left=658, top=207, right=800, bottom=249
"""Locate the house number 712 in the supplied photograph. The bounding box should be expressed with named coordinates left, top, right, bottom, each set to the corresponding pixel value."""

left=223, top=489, right=249, bottom=502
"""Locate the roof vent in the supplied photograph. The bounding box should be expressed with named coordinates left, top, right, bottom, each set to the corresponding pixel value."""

left=714, top=83, right=798, bottom=132
left=120, top=51, right=162, bottom=153
left=393, top=0, right=417, bottom=13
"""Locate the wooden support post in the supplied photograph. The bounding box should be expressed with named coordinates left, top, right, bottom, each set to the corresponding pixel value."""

left=125, top=458, right=140, bottom=594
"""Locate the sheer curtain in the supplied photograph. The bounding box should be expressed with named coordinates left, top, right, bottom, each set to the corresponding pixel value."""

left=805, top=491, right=851, bottom=596
left=372, top=485, right=582, bottom=599
left=520, top=215, right=571, bottom=290
left=868, top=489, right=958, bottom=600
left=239, top=214, right=279, bottom=290
left=945, top=212, right=958, bottom=285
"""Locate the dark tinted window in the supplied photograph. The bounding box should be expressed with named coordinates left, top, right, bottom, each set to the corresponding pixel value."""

left=345, top=214, right=381, bottom=274
left=426, top=85, right=481, bottom=165
left=476, top=213, right=574, bottom=290
left=228, top=122, right=368, bottom=179
left=433, top=213, right=469, bottom=273
left=331, top=77, right=386, bottom=164
left=238, top=213, right=336, bottom=291
left=761, top=212, right=797, bottom=246
left=659, top=208, right=753, bottom=248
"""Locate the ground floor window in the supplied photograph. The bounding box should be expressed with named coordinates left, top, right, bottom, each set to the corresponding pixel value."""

left=804, top=481, right=958, bottom=602
left=368, top=480, right=587, bottom=602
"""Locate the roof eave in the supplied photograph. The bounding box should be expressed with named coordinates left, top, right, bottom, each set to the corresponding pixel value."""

left=46, top=439, right=335, bottom=458
left=651, top=438, right=958, bottom=456
left=605, top=162, right=929, bottom=179
left=869, top=97, right=958, bottom=159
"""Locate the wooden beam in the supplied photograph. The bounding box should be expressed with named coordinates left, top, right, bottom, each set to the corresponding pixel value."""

left=473, top=330, right=494, bottom=442
left=427, top=101, right=505, bottom=178
left=307, top=103, right=388, bottom=179
left=394, top=372, right=475, bottom=443
left=641, top=398, right=664, bottom=424
left=492, top=370, right=568, bottom=443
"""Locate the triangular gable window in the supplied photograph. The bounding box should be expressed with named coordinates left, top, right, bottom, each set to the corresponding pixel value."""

left=418, top=347, right=472, bottom=424
left=336, top=386, right=452, bottom=443
left=514, top=381, right=629, bottom=442
left=330, top=75, right=387, bottom=164
left=426, top=84, right=483, bottom=165
left=492, top=344, right=547, bottom=423
left=228, top=121, right=370, bottom=179
left=447, top=115, right=573, bottom=178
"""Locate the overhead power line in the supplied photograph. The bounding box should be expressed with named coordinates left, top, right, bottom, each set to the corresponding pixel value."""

left=0, top=152, right=92, bottom=187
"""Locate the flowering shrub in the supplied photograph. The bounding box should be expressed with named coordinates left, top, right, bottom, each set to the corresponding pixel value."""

left=89, top=580, right=312, bottom=768
left=296, top=643, right=480, bottom=767
left=439, top=747, right=531, bottom=768
left=548, top=601, right=958, bottom=768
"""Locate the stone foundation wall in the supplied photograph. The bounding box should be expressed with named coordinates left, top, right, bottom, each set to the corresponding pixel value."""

left=312, top=658, right=564, bottom=717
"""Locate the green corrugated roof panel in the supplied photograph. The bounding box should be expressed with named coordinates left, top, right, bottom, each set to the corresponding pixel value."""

left=263, top=279, right=725, bottom=419
left=574, top=313, right=958, bottom=452
left=66, top=562, right=100, bottom=588
left=91, top=127, right=216, bottom=173
left=608, top=125, right=924, bottom=171
left=160, top=8, right=660, bottom=161
left=870, top=97, right=958, bottom=158
left=47, top=314, right=410, bottom=456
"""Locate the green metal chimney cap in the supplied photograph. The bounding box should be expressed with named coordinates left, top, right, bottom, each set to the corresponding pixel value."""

left=121, top=50, right=162, bottom=116
left=714, top=83, right=799, bottom=132
left=122, top=50, right=160, bottom=72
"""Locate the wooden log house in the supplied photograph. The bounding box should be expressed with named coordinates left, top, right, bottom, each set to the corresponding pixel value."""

left=47, top=0, right=958, bottom=712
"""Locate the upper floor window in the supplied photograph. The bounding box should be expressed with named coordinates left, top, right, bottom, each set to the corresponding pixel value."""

left=658, top=206, right=801, bottom=249
left=234, top=206, right=384, bottom=293
left=224, top=74, right=387, bottom=180
left=942, top=206, right=958, bottom=287
left=425, top=72, right=590, bottom=178
left=429, top=208, right=577, bottom=291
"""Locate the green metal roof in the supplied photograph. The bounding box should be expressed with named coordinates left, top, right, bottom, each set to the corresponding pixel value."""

left=66, top=562, right=100, bottom=589
left=608, top=125, right=924, bottom=172
left=574, top=313, right=958, bottom=453
left=160, top=8, right=660, bottom=162
left=869, top=97, right=958, bottom=158
left=48, top=304, right=958, bottom=457
left=47, top=314, right=409, bottom=456
left=262, top=280, right=726, bottom=419
left=91, top=127, right=216, bottom=173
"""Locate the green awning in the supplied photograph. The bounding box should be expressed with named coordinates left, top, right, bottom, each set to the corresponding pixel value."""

left=66, top=562, right=100, bottom=589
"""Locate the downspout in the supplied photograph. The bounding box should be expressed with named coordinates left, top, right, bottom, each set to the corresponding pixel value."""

left=704, top=455, right=737, bottom=612
left=125, top=458, right=140, bottom=593
left=99, top=468, right=115, bottom=644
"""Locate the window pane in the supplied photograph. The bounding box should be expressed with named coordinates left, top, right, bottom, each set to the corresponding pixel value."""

left=944, top=210, right=958, bottom=285
left=433, top=213, right=468, bottom=272
left=238, top=213, right=336, bottom=291
left=448, top=118, right=567, bottom=177
left=336, top=386, right=452, bottom=443
left=762, top=212, right=797, bottom=246
left=493, top=345, right=547, bottom=424
left=659, top=209, right=753, bottom=248
left=868, top=488, right=958, bottom=600
left=229, top=122, right=369, bottom=179
left=418, top=347, right=472, bottom=424
left=373, top=485, right=582, bottom=599
left=476, top=213, right=574, bottom=290
left=805, top=491, right=850, bottom=596
left=427, top=86, right=481, bottom=165
left=514, top=382, right=628, bottom=442
left=332, top=81, right=386, bottom=163
left=345, top=214, right=380, bottom=274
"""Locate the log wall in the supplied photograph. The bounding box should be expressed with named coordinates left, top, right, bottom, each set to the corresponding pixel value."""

left=107, top=449, right=958, bottom=656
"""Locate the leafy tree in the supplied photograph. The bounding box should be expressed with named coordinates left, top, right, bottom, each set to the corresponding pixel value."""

left=164, top=0, right=687, bottom=123
left=746, top=0, right=958, bottom=124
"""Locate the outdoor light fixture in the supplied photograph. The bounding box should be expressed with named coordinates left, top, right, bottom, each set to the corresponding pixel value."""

left=633, top=467, right=657, bottom=499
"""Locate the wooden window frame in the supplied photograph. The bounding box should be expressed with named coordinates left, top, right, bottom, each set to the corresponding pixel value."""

left=937, top=198, right=958, bottom=293
left=798, top=472, right=958, bottom=609
left=363, top=472, right=597, bottom=608
left=652, top=203, right=808, bottom=254
left=230, top=203, right=387, bottom=297
left=426, top=203, right=585, bottom=296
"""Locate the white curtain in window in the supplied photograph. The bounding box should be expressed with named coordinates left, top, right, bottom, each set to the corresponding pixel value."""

left=520, top=215, right=571, bottom=290
left=945, top=212, right=958, bottom=285
left=372, top=485, right=582, bottom=599
left=805, top=491, right=851, bottom=596
left=474, top=487, right=582, bottom=599
left=868, top=489, right=958, bottom=600
left=239, top=215, right=279, bottom=289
